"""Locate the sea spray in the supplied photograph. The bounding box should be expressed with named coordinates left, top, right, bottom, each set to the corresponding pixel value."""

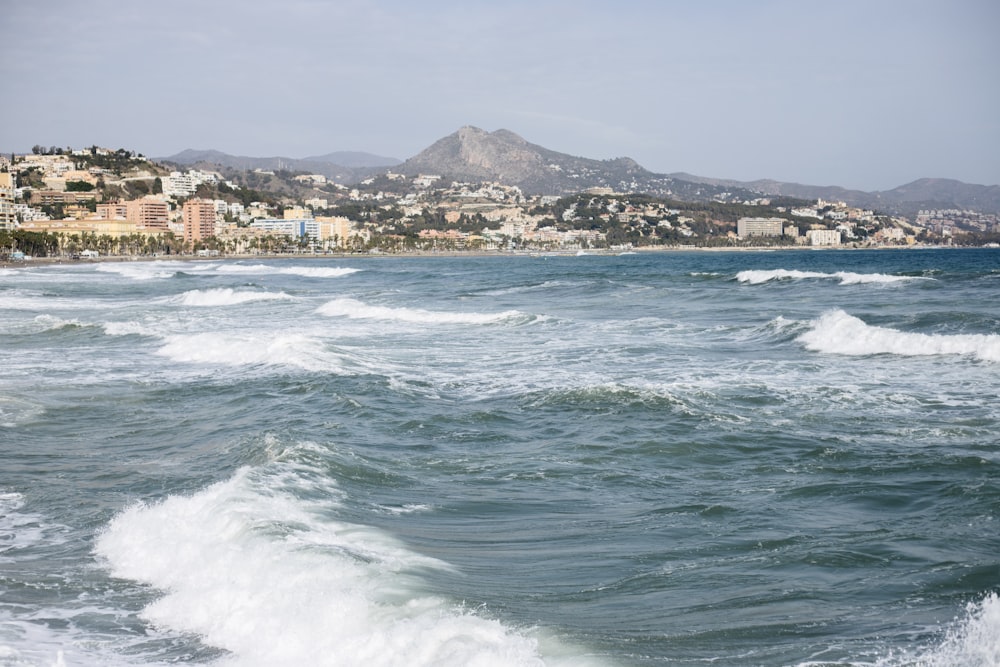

left=95, top=466, right=552, bottom=667
left=798, top=309, right=1000, bottom=361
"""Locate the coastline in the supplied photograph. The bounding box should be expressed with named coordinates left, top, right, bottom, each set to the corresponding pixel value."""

left=0, top=243, right=971, bottom=269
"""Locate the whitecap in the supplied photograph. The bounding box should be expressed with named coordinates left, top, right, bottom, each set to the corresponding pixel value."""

left=0, top=491, right=66, bottom=558
left=876, top=592, right=1000, bottom=667
left=155, top=331, right=345, bottom=372
left=736, top=269, right=925, bottom=285
left=95, top=263, right=179, bottom=280
left=177, top=288, right=293, bottom=307
left=279, top=266, right=360, bottom=278
left=316, top=297, right=525, bottom=325
left=798, top=309, right=1000, bottom=361
left=94, top=466, right=551, bottom=667
left=214, top=264, right=361, bottom=278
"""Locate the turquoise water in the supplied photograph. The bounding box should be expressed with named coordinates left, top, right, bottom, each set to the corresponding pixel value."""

left=1, top=248, right=998, bottom=666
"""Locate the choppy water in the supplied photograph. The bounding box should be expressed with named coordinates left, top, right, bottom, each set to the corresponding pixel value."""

left=1, top=248, right=998, bottom=667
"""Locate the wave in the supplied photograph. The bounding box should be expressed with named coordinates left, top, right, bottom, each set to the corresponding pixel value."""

left=95, top=262, right=182, bottom=280
left=316, top=297, right=527, bottom=325
left=736, top=269, right=926, bottom=285
left=215, top=264, right=361, bottom=278
left=94, top=463, right=554, bottom=667
left=870, top=592, right=1000, bottom=667
left=798, top=310, right=1000, bottom=361
left=178, top=288, right=293, bottom=307
left=103, top=320, right=160, bottom=337
left=155, top=332, right=345, bottom=371
left=280, top=266, right=360, bottom=278
left=0, top=491, right=66, bottom=558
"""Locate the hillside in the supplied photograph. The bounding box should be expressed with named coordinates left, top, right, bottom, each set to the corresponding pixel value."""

left=397, top=126, right=759, bottom=201
left=670, top=173, right=1000, bottom=216
left=157, top=129, right=1000, bottom=214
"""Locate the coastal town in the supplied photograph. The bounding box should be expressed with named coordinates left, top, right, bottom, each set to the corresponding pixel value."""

left=2, top=146, right=999, bottom=261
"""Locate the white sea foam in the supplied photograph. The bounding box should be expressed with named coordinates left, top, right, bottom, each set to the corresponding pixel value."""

left=737, top=269, right=924, bottom=285
left=95, top=263, right=179, bottom=280
left=94, top=466, right=551, bottom=667
left=279, top=266, right=360, bottom=278
left=0, top=492, right=65, bottom=559
left=155, top=332, right=341, bottom=371
left=0, top=392, right=46, bottom=427
left=871, top=592, right=1000, bottom=667
left=215, top=264, right=361, bottom=278
left=316, top=297, right=525, bottom=325
left=0, top=295, right=70, bottom=312
left=798, top=309, right=1000, bottom=361
left=177, top=288, right=293, bottom=307
left=103, top=320, right=159, bottom=337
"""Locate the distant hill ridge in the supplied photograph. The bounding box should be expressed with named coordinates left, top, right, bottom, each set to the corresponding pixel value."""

left=159, top=128, right=1000, bottom=214
left=158, top=149, right=401, bottom=182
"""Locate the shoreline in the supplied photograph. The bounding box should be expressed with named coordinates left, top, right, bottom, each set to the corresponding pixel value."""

left=0, top=243, right=979, bottom=269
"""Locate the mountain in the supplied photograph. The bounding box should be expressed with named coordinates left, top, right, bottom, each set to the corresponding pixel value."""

left=396, top=126, right=753, bottom=200
left=669, top=173, right=1000, bottom=216
left=158, top=131, right=1000, bottom=214
left=157, top=149, right=400, bottom=182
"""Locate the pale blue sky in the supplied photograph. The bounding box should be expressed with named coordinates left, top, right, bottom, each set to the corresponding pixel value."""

left=2, top=0, right=997, bottom=190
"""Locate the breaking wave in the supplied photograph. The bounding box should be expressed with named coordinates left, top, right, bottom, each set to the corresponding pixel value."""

left=178, top=288, right=293, bottom=307
left=316, top=298, right=527, bottom=325
left=798, top=309, right=1000, bottom=361
left=737, top=269, right=925, bottom=285
left=95, top=263, right=181, bottom=280
left=155, top=332, right=343, bottom=371
left=94, top=460, right=555, bottom=666
left=215, top=264, right=360, bottom=278
left=875, top=592, right=1000, bottom=667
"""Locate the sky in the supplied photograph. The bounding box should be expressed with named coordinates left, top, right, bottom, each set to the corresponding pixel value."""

left=2, top=0, right=998, bottom=191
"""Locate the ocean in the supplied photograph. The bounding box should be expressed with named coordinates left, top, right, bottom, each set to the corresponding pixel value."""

left=1, top=248, right=998, bottom=666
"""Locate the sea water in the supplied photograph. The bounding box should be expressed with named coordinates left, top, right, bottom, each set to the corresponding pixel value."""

left=1, top=248, right=998, bottom=666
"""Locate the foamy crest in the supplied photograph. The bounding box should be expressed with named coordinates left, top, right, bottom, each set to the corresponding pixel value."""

left=215, top=264, right=360, bottom=278
left=0, top=396, right=43, bottom=428
left=0, top=491, right=65, bottom=559
left=156, top=332, right=339, bottom=371
left=316, top=298, right=524, bottom=325
left=103, top=320, right=159, bottom=337
left=27, top=314, right=85, bottom=332
left=279, top=266, right=360, bottom=278
left=178, top=288, right=292, bottom=307
left=95, top=467, right=548, bottom=667
left=95, top=263, right=178, bottom=280
left=799, top=310, right=1000, bottom=361
left=737, top=269, right=923, bottom=285
left=875, top=593, right=1000, bottom=667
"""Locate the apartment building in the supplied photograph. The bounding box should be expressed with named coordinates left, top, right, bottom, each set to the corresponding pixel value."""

left=126, top=196, right=169, bottom=230
left=737, top=217, right=787, bottom=238
left=0, top=172, right=15, bottom=230
left=183, top=198, right=217, bottom=243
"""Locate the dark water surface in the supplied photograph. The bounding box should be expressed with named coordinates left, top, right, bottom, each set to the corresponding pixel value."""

left=1, top=248, right=998, bottom=666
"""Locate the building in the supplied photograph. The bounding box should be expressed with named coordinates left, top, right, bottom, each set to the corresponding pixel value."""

left=314, top=216, right=354, bottom=244
left=250, top=217, right=316, bottom=240
left=29, top=190, right=98, bottom=206
left=806, top=229, right=841, bottom=246
left=737, top=217, right=786, bottom=238
left=126, top=196, right=170, bottom=230
left=183, top=198, right=217, bottom=244
left=96, top=202, right=127, bottom=220
left=0, top=172, right=15, bottom=230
